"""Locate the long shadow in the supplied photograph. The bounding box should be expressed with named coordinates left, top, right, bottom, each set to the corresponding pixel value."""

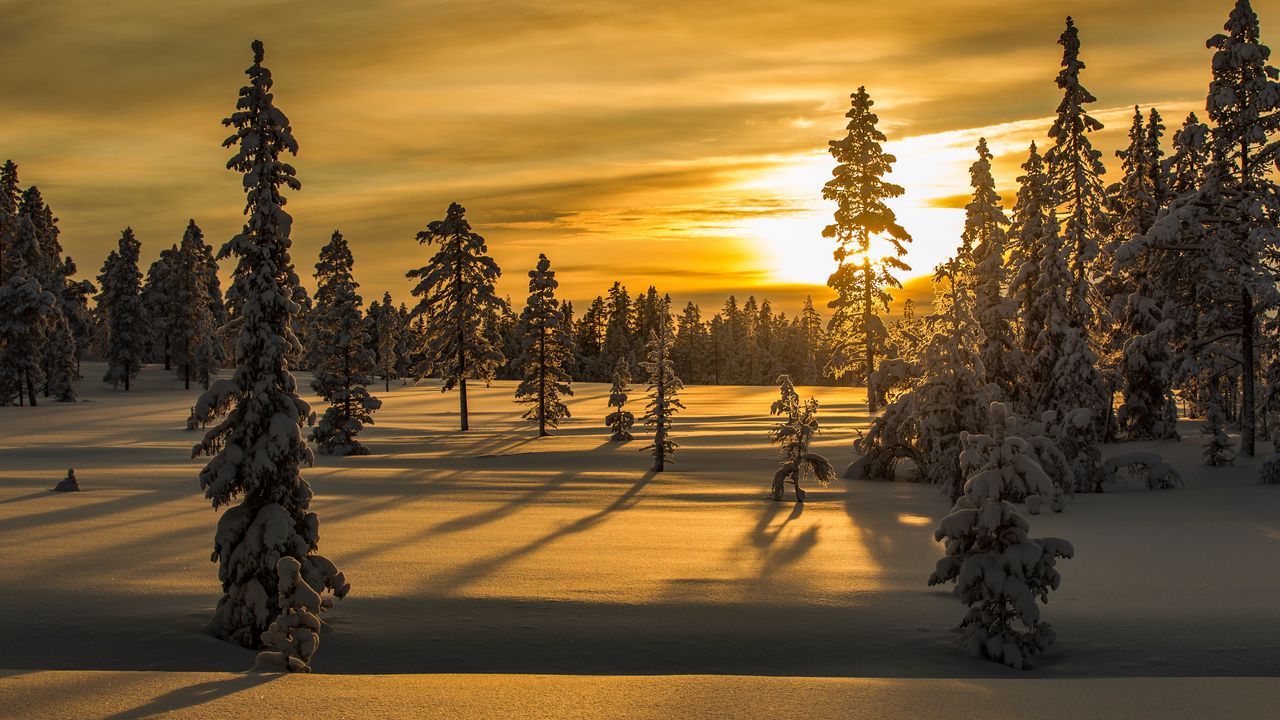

left=427, top=470, right=657, bottom=594
left=0, top=488, right=175, bottom=534
left=0, top=491, right=54, bottom=506
left=101, top=673, right=277, bottom=720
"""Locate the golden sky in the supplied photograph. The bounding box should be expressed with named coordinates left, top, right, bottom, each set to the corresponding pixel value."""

left=0, top=0, right=1255, bottom=314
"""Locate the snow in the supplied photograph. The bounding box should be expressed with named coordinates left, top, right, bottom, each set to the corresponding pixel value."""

left=2, top=363, right=1279, bottom=714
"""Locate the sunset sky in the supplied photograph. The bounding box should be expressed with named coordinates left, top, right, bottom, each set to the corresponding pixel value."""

left=0, top=0, right=1253, bottom=314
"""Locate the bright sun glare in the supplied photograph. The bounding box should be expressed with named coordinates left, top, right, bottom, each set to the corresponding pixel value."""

left=732, top=140, right=971, bottom=288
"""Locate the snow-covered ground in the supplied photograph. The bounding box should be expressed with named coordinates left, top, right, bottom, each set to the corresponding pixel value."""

left=2, top=363, right=1278, bottom=717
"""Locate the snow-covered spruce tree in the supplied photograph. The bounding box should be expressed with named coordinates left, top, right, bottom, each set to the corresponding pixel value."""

left=1168, top=113, right=1210, bottom=196
left=1204, top=0, right=1280, bottom=458
left=928, top=464, right=1074, bottom=670
left=514, top=254, right=573, bottom=436
left=59, top=257, right=97, bottom=378
left=605, top=357, right=635, bottom=441
left=768, top=374, right=836, bottom=502
left=965, top=138, right=1020, bottom=404
left=97, top=228, right=146, bottom=391
left=850, top=259, right=994, bottom=497
left=0, top=250, right=53, bottom=407
left=639, top=304, right=683, bottom=472
left=406, top=202, right=506, bottom=431
left=171, top=221, right=223, bottom=390
left=1108, top=108, right=1179, bottom=441
left=823, top=86, right=912, bottom=411
left=1202, top=399, right=1235, bottom=466
left=17, top=187, right=77, bottom=402
left=142, top=244, right=180, bottom=369
left=1145, top=109, right=1171, bottom=209
left=368, top=291, right=401, bottom=392
left=1026, top=220, right=1105, bottom=493
left=191, top=41, right=349, bottom=650
left=307, top=230, right=381, bottom=456
left=1046, top=16, right=1109, bottom=329
left=1008, top=142, right=1055, bottom=364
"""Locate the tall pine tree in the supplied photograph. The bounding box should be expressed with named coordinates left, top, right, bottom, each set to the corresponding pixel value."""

left=514, top=254, right=573, bottom=436
left=823, top=87, right=912, bottom=411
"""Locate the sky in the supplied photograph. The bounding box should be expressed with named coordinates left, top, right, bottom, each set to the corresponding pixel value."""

left=0, top=0, right=1265, bottom=315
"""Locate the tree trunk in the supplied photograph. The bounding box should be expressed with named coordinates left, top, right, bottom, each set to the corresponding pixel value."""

left=26, top=372, right=37, bottom=407
left=863, top=253, right=878, bottom=413
left=1241, top=288, right=1256, bottom=457
left=538, top=330, right=547, bottom=437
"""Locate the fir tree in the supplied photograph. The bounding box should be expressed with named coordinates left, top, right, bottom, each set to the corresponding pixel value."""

left=406, top=202, right=506, bottom=431
left=768, top=374, right=836, bottom=502
left=514, top=254, right=573, bottom=436
left=191, top=41, right=348, bottom=650
left=639, top=302, right=683, bottom=472
left=97, top=228, right=146, bottom=391
left=308, top=230, right=381, bottom=455
left=605, top=357, right=635, bottom=441
left=823, top=86, right=912, bottom=410
left=142, top=244, right=180, bottom=369
left=368, top=291, right=401, bottom=393
left=1202, top=399, right=1235, bottom=466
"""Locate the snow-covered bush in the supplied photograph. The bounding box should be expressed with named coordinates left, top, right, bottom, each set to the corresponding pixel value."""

left=957, top=403, right=1065, bottom=512
left=929, top=481, right=1074, bottom=669
left=254, top=556, right=323, bottom=673
left=768, top=374, right=836, bottom=502
left=1102, top=452, right=1183, bottom=490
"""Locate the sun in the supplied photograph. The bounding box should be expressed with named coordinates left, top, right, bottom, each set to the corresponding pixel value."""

left=732, top=147, right=968, bottom=287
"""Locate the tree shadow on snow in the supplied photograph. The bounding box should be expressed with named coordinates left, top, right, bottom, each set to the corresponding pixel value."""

left=100, top=672, right=277, bottom=720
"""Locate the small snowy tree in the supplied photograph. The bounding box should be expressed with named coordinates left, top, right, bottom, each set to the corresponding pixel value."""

left=605, top=357, right=635, bottom=441
left=1202, top=399, right=1235, bottom=466
left=928, top=484, right=1074, bottom=670
left=823, top=86, right=912, bottom=409
left=926, top=420, right=1075, bottom=666
left=514, top=254, right=573, bottom=436
left=768, top=374, right=836, bottom=502
left=639, top=304, right=684, bottom=471
left=406, top=202, right=507, bottom=431
left=307, top=230, right=381, bottom=456
left=97, top=228, right=146, bottom=391
left=192, top=40, right=349, bottom=650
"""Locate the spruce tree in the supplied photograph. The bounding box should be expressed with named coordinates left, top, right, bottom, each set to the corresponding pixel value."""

left=0, top=251, right=50, bottom=407
left=369, top=291, right=400, bottom=393
left=308, top=231, right=381, bottom=455
left=673, top=301, right=705, bottom=384
left=191, top=41, right=348, bottom=651
left=965, top=138, right=1019, bottom=403
left=406, top=202, right=506, bottom=431
left=60, top=257, right=97, bottom=378
left=1009, top=142, right=1054, bottom=362
left=605, top=357, right=635, bottom=441
left=170, top=221, right=223, bottom=390
left=17, top=187, right=76, bottom=401
left=514, top=254, right=573, bottom=436
left=1046, top=16, right=1109, bottom=327
left=823, top=87, right=912, bottom=411
left=97, top=229, right=146, bottom=391
left=142, top=244, right=180, bottom=369
left=1204, top=0, right=1280, bottom=457
left=639, top=302, right=683, bottom=472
